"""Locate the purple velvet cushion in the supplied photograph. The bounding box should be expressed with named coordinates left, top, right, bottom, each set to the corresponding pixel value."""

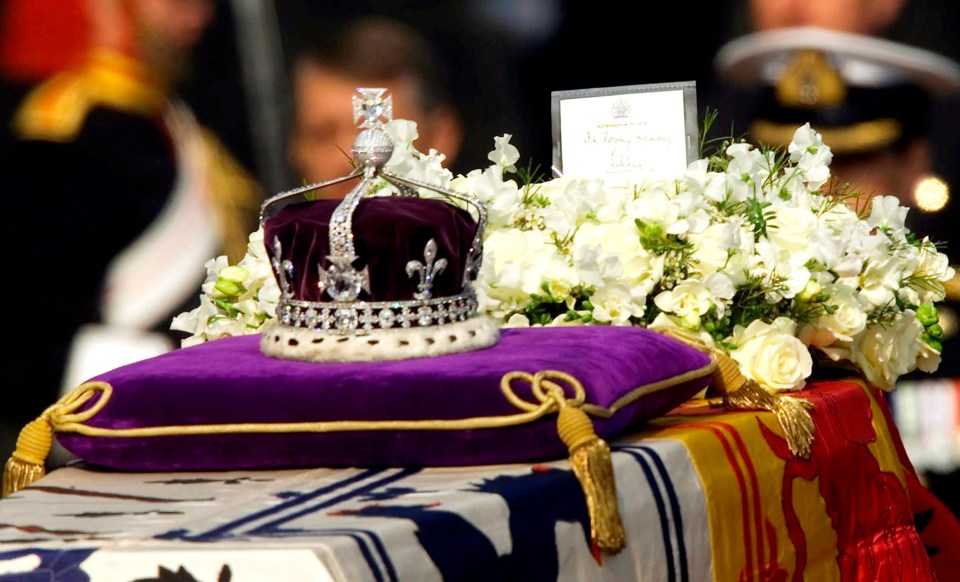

left=57, top=327, right=714, bottom=471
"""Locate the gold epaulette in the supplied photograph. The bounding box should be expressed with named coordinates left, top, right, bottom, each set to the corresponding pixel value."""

left=12, top=49, right=167, bottom=144
left=12, top=72, right=91, bottom=143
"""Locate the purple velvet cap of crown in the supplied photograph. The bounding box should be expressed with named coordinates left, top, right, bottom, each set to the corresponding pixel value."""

left=56, top=326, right=715, bottom=471
left=264, top=196, right=478, bottom=302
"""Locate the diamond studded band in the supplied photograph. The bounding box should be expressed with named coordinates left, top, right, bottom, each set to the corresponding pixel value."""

left=276, top=290, right=479, bottom=335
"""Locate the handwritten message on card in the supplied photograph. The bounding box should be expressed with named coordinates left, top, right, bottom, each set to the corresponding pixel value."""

left=552, top=82, right=697, bottom=184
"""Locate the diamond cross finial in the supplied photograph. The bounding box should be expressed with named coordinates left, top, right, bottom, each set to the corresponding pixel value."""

left=353, top=88, right=393, bottom=129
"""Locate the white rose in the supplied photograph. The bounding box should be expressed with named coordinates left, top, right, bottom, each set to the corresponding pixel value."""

left=850, top=312, right=923, bottom=391
left=729, top=317, right=813, bottom=393
left=799, top=283, right=868, bottom=347
left=504, top=313, right=531, bottom=328
left=648, top=312, right=715, bottom=345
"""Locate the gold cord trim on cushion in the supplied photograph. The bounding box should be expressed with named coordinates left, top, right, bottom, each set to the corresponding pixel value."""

left=655, top=328, right=816, bottom=458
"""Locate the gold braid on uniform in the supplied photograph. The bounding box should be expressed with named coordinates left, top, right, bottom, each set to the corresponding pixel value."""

left=12, top=49, right=167, bottom=143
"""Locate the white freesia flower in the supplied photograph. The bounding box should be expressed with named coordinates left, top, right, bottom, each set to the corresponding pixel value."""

left=654, top=279, right=713, bottom=318
left=590, top=283, right=646, bottom=325
left=171, top=118, right=955, bottom=396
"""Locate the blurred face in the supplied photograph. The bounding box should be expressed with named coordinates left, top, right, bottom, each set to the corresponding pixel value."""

left=289, top=63, right=428, bottom=199
left=829, top=139, right=931, bottom=212
left=130, top=0, right=215, bottom=81
left=748, top=0, right=906, bottom=35
left=832, top=152, right=910, bottom=211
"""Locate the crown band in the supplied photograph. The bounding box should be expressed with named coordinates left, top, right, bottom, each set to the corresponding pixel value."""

left=276, top=292, right=479, bottom=335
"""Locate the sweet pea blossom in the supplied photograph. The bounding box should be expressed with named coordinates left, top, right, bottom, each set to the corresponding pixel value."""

left=866, top=195, right=909, bottom=232
left=488, top=134, right=520, bottom=172
left=788, top=123, right=833, bottom=189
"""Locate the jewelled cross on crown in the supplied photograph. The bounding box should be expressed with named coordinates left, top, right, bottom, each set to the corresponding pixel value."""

left=315, top=88, right=395, bottom=305
left=353, top=88, right=393, bottom=129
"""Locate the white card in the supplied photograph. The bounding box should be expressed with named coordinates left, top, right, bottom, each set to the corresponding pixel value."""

left=551, top=82, right=698, bottom=184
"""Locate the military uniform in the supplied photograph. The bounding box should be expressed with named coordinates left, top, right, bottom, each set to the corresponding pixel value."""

left=1, top=49, right=261, bottom=425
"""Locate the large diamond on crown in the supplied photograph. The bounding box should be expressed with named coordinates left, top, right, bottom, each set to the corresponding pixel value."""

left=318, top=255, right=371, bottom=302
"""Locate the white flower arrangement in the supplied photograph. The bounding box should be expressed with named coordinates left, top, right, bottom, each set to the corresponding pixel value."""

left=172, top=118, right=954, bottom=393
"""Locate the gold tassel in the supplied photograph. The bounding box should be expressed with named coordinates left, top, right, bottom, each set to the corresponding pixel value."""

left=711, top=349, right=816, bottom=459
left=557, top=404, right=626, bottom=554
left=656, top=327, right=817, bottom=459
left=2, top=418, right=54, bottom=497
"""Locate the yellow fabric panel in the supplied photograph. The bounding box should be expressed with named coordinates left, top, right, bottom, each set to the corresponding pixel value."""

left=640, top=401, right=840, bottom=580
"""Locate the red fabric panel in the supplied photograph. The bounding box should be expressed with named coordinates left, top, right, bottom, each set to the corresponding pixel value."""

left=871, top=384, right=960, bottom=582
left=0, top=0, right=89, bottom=82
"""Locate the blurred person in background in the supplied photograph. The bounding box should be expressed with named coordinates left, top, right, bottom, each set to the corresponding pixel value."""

left=0, top=0, right=262, bottom=461
left=285, top=15, right=465, bottom=199
left=712, top=0, right=955, bottom=212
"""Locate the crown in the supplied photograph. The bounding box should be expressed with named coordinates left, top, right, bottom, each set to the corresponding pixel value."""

left=258, top=88, right=499, bottom=362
